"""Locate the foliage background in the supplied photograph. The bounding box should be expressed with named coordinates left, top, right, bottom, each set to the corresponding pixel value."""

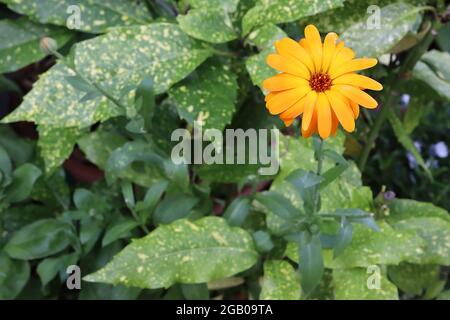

left=0, top=0, right=449, bottom=300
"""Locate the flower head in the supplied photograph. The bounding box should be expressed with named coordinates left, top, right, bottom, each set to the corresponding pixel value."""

left=263, top=24, right=383, bottom=139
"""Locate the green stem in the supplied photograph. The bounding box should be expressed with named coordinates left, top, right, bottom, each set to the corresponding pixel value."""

left=313, top=138, right=324, bottom=214
left=358, top=17, right=440, bottom=171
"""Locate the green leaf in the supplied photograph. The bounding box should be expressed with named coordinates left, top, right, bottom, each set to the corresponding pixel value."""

left=386, top=199, right=450, bottom=224
left=135, top=76, right=156, bottom=132
left=414, top=51, right=450, bottom=101
left=74, top=22, right=213, bottom=96
left=333, top=268, right=398, bottom=300
left=152, top=193, right=199, bottom=226
left=323, top=221, right=425, bottom=268
left=2, top=0, right=151, bottom=33
left=420, top=50, right=450, bottom=82
left=5, top=163, right=42, bottom=203
left=102, top=220, right=140, bottom=247
left=197, top=162, right=261, bottom=183
left=77, top=130, right=127, bottom=169
left=255, top=191, right=300, bottom=221
left=3, top=23, right=213, bottom=128
left=244, top=23, right=289, bottom=89
left=253, top=230, right=274, bottom=253
left=135, top=181, right=168, bottom=224
left=37, top=253, right=79, bottom=288
left=189, top=0, right=240, bottom=13
left=341, top=2, right=421, bottom=57
left=181, top=283, right=210, bottom=300
left=0, top=17, right=73, bottom=73
left=245, top=24, right=286, bottom=88
left=333, top=219, right=353, bottom=258
left=0, top=144, right=12, bottom=180
left=319, top=149, right=350, bottom=190
left=0, top=126, right=37, bottom=165
left=286, top=169, right=324, bottom=213
left=84, top=217, right=258, bottom=289
left=392, top=217, right=450, bottom=265
left=0, top=253, right=30, bottom=299
left=246, top=23, right=287, bottom=49
left=299, top=233, right=324, bottom=296
left=387, top=107, right=432, bottom=178
left=4, top=219, right=75, bottom=260
left=242, top=0, right=345, bottom=35
left=170, top=60, right=237, bottom=130
left=105, top=140, right=165, bottom=185
left=260, top=260, right=300, bottom=300
left=37, top=125, right=85, bottom=174
left=223, top=197, right=251, bottom=226
left=388, top=263, right=440, bottom=295
left=2, top=62, right=116, bottom=128
left=403, top=96, right=428, bottom=134
left=177, top=8, right=237, bottom=43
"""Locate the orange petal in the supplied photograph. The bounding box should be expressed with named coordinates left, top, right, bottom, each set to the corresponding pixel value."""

left=317, top=92, right=332, bottom=139
left=349, top=99, right=360, bottom=118
left=275, top=38, right=315, bottom=73
left=266, top=86, right=310, bottom=114
left=333, top=85, right=378, bottom=109
left=333, top=73, right=383, bottom=91
left=330, top=109, right=339, bottom=136
left=263, top=73, right=309, bottom=91
left=302, top=107, right=317, bottom=138
left=280, top=94, right=308, bottom=120
left=301, top=91, right=318, bottom=131
left=328, top=47, right=355, bottom=73
left=265, top=92, right=276, bottom=102
left=325, top=90, right=355, bottom=132
left=330, top=58, right=378, bottom=79
left=267, top=54, right=310, bottom=79
left=304, top=24, right=323, bottom=73
left=321, top=32, right=338, bottom=73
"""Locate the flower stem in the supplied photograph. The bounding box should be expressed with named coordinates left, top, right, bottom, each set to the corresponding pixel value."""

left=358, top=17, right=440, bottom=171
left=313, top=138, right=324, bottom=214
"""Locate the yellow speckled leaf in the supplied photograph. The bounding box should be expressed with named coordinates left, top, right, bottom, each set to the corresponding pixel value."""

left=260, top=260, right=301, bottom=300
left=84, top=217, right=258, bottom=289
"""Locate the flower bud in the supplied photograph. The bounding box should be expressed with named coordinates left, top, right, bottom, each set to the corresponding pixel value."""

left=40, top=37, right=58, bottom=55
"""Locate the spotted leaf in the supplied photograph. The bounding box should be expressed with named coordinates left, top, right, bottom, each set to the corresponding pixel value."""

left=333, top=268, right=399, bottom=300
left=260, top=260, right=300, bottom=300
left=3, top=23, right=213, bottom=128
left=169, top=60, right=238, bottom=130
left=242, top=0, right=345, bottom=35
left=189, top=0, right=240, bottom=13
left=0, top=17, right=73, bottom=74
left=340, top=2, right=421, bottom=57
left=83, top=217, right=258, bottom=288
left=177, top=8, right=238, bottom=43
left=37, top=125, right=86, bottom=174
left=1, top=0, right=151, bottom=33
left=245, top=24, right=287, bottom=88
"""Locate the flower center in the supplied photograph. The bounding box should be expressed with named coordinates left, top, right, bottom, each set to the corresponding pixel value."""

left=309, top=73, right=332, bottom=92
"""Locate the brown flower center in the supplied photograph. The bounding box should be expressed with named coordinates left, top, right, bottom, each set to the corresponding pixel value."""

left=309, top=73, right=332, bottom=92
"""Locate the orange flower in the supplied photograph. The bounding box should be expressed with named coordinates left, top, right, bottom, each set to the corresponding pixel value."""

left=263, top=24, right=382, bottom=139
